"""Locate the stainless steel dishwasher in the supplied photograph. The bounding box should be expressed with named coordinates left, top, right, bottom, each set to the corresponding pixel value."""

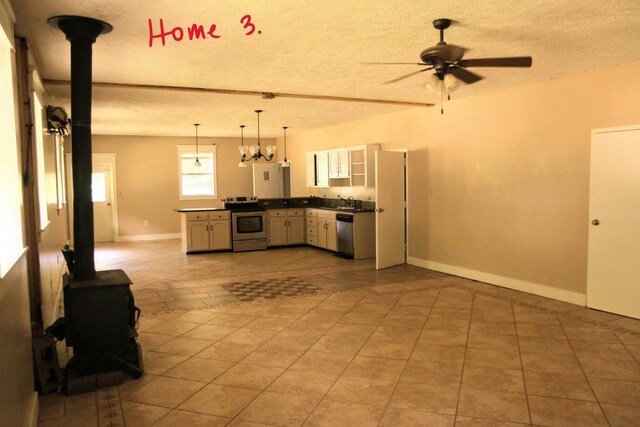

left=336, top=213, right=354, bottom=258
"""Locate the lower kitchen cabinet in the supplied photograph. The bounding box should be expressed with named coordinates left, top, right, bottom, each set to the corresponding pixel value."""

left=306, top=209, right=337, bottom=251
left=268, top=209, right=305, bottom=246
left=181, top=211, right=231, bottom=253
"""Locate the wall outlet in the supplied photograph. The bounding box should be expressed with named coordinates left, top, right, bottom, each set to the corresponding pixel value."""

left=144, top=220, right=149, bottom=226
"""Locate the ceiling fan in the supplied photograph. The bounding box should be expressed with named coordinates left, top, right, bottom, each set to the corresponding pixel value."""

left=377, top=18, right=532, bottom=106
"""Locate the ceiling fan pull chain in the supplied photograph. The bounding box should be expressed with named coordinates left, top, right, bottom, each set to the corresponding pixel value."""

left=440, top=79, right=444, bottom=114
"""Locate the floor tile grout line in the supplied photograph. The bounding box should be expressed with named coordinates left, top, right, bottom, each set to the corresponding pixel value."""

left=512, top=300, right=534, bottom=427
left=556, top=312, right=612, bottom=427
left=451, top=292, right=475, bottom=426
left=375, top=287, right=442, bottom=425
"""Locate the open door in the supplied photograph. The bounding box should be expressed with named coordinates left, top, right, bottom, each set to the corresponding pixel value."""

left=92, top=153, right=118, bottom=243
left=375, top=150, right=406, bottom=269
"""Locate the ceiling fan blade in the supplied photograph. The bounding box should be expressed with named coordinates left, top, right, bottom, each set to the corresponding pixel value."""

left=448, top=67, right=483, bottom=84
left=420, top=44, right=467, bottom=63
left=383, top=68, right=432, bottom=84
left=365, top=62, right=429, bottom=65
left=458, top=56, right=533, bottom=68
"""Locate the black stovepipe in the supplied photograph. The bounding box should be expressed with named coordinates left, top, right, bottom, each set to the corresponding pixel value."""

left=47, top=16, right=112, bottom=280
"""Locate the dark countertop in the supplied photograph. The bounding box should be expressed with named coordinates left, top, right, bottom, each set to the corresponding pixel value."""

left=174, top=208, right=229, bottom=213
left=317, top=207, right=375, bottom=213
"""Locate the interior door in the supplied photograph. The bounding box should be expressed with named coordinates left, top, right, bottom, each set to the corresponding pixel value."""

left=375, top=151, right=406, bottom=269
left=587, top=126, right=640, bottom=319
left=92, top=164, right=114, bottom=243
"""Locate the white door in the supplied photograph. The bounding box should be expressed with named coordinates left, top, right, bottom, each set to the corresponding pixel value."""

left=92, top=164, right=114, bottom=242
left=375, top=151, right=406, bottom=269
left=253, top=163, right=283, bottom=198
left=587, top=125, right=640, bottom=319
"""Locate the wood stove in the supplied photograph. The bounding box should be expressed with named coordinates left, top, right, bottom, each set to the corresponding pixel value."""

left=48, top=15, right=143, bottom=394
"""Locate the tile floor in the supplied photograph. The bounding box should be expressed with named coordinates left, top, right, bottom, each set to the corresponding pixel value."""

left=38, top=240, right=640, bottom=426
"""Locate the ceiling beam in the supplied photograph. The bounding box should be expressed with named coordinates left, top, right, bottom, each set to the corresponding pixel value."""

left=43, top=79, right=434, bottom=108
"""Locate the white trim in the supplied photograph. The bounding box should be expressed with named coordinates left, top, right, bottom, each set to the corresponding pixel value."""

left=592, top=124, right=640, bottom=135
left=28, top=391, right=38, bottom=427
left=117, top=233, right=181, bottom=242
left=407, top=256, right=586, bottom=306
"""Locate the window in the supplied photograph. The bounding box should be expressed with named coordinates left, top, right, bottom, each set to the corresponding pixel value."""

left=91, top=172, right=107, bottom=202
left=33, top=91, right=49, bottom=230
left=55, top=135, right=66, bottom=209
left=178, top=145, right=217, bottom=199
left=0, top=23, right=25, bottom=277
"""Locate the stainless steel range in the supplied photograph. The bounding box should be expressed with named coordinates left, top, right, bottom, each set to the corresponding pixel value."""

left=223, top=196, right=267, bottom=252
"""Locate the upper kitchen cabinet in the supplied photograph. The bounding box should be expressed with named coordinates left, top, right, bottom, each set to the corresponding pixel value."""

left=349, top=144, right=379, bottom=187
left=306, top=144, right=380, bottom=188
left=329, top=150, right=350, bottom=179
left=306, top=152, right=330, bottom=188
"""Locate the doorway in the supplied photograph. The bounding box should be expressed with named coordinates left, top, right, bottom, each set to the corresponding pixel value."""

left=92, top=153, right=119, bottom=243
left=587, top=125, right=640, bottom=319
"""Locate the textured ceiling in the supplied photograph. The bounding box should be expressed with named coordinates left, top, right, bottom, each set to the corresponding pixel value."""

left=11, top=0, right=640, bottom=137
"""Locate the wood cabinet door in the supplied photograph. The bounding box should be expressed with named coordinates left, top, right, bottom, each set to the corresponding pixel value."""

left=287, top=216, right=306, bottom=244
left=317, top=219, right=328, bottom=248
left=186, top=221, right=210, bottom=252
left=325, top=219, right=338, bottom=251
left=269, top=217, right=288, bottom=246
left=338, top=150, right=350, bottom=178
left=210, top=220, right=231, bottom=250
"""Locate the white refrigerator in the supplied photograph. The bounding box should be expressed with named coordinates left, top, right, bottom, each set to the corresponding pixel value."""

left=252, top=163, right=284, bottom=198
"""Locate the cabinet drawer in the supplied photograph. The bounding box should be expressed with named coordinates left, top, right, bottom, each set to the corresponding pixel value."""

left=287, top=209, right=304, bottom=217
left=306, top=209, right=318, bottom=217
left=307, top=226, right=317, bottom=237
left=209, top=211, right=230, bottom=220
left=307, top=236, right=317, bottom=246
left=185, top=212, right=209, bottom=221
left=306, top=217, right=318, bottom=227
left=269, top=209, right=289, bottom=217
left=318, top=210, right=337, bottom=220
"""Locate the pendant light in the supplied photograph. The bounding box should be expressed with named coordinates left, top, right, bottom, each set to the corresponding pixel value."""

left=238, top=109, right=277, bottom=163
left=238, top=125, right=248, bottom=168
left=279, top=126, right=290, bottom=168
left=193, top=123, right=201, bottom=167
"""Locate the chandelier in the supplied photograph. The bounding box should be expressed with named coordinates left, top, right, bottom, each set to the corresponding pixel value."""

left=238, top=109, right=276, bottom=166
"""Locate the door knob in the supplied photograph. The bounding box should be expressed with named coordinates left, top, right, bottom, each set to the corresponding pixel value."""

left=591, top=219, right=600, bottom=226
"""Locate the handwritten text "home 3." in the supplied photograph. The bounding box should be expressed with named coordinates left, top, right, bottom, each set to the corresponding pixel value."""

left=148, top=15, right=261, bottom=47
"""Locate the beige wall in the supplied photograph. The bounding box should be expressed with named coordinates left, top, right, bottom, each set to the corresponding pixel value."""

left=0, top=255, right=37, bottom=426
left=93, top=135, right=276, bottom=237
left=282, top=60, right=640, bottom=298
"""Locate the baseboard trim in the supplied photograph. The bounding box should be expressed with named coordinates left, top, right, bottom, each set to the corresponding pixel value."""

left=116, top=233, right=181, bottom=242
left=28, top=391, right=38, bottom=427
left=407, top=257, right=586, bottom=306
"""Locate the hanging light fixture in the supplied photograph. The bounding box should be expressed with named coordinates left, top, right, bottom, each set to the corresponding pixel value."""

left=424, top=72, right=463, bottom=114
left=279, top=126, right=290, bottom=168
left=238, top=125, right=248, bottom=168
left=193, top=123, right=201, bottom=167
left=238, top=109, right=276, bottom=164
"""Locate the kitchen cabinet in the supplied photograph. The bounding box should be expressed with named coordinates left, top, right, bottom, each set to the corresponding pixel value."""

left=349, top=144, right=380, bottom=187
left=268, top=209, right=305, bottom=246
left=305, top=144, right=379, bottom=188
left=181, top=210, right=231, bottom=253
left=306, top=209, right=337, bottom=251
left=329, top=150, right=350, bottom=179
left=305, top=153, right=330, bottom=188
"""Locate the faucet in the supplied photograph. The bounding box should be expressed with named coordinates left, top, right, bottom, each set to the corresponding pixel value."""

left=338, top=196, right=350, bottom=207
